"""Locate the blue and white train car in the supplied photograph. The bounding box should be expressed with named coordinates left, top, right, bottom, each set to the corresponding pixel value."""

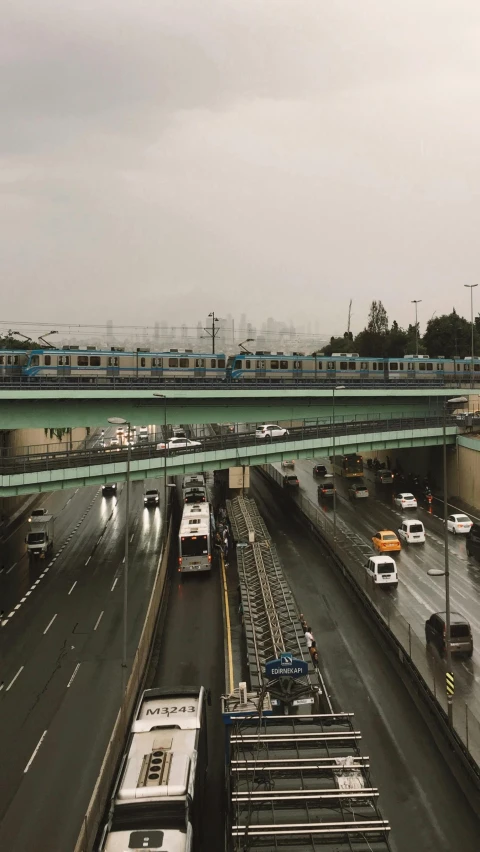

left=23, top=348, right=227, bottom=382
left=0, top=350, right=30, bottom=379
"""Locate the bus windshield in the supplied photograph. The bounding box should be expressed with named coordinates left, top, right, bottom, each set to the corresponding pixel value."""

left=181, top=535, right=208, bottom=557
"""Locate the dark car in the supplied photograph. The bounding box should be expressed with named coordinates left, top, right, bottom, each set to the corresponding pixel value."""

left=466, top=523, right=480, bottom=561
left=102, top=483, right=117, bottom=495
left=283, top=474, right=299, bottom=488
left=313, top=464, right=327, bottom=477
left=375, top=469, right=394, bottom=485
left=425, top=612, right=473, bottom=657
left=318, top=482, right=335, bottom=500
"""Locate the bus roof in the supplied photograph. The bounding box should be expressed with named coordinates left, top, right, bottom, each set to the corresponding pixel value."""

left=102, top=828, right=191, bottom=852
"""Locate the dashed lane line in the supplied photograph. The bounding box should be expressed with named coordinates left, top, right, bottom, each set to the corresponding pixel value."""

left=43, top=614, right=57, bottom=634
left=67, top=663, right=80, bottom=688
left=111, top=577, right=118, bottom=592
left=1, top=490, right=100, bottom=629
left=94, top=611, right=104, bottom=631
left=24, top=730, right=47, bottom=773
left=68, top=581, right=77, bottom=595
left=6, top=562, right=17, bottom=574
left=6, top=666, right=24, bottom=692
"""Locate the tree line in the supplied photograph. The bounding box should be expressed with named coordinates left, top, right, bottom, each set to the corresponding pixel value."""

left=320, top=302, right=480, bottom=358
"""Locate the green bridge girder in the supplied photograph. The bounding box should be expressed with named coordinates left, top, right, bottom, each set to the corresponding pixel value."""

left=0, top=424, right=457, bottom=496
left=0, top=387, right=473, bottom=430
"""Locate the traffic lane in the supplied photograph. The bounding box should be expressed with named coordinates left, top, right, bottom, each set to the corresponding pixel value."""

left=0, top=659, right=124, bottom=852
left=250, top=472, right=480, bottom=852
left=0, top=484, right=99, bottom=617
left=0, top=481, right=165, bottom=850
left=148, top=511, right=225, bottom=852
left=277, top=460, right=480, bottom=708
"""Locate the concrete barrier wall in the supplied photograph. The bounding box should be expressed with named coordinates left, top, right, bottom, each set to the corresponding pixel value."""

left=73, top=517, right=173, bottom=852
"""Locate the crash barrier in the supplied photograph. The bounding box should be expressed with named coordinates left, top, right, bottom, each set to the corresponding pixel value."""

left=261, top=464, right=480, bottom=813
left=73, top=515, right=173, bottom=852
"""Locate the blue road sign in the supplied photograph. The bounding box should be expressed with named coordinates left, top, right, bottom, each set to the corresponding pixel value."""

left=265, top=653, right=309, bottom=680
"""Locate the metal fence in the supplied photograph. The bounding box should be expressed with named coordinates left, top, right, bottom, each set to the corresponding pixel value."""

left=263, top=463, right=480, bottom=769
left=0, top=377, right=446, bottom=389
left=0, top=414, right=457, bottom=476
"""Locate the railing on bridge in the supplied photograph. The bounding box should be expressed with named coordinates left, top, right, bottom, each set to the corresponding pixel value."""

left=0, top=414, right=458, bottom=477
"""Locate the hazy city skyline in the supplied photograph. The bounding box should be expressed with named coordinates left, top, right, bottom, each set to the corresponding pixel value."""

left=3, top=2, right=480, bottom=331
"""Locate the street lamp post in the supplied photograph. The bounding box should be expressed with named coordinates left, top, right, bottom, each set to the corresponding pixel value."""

left=427, top=395, right=467, bottom=726
left=332, top=385, right=346, bottom=549
left=464, top=284, right=478, bottom=388
left=411, top=300, right=422, bottom=357
left=107, top=416, right=131, bottom=672
left=153, top=394, right=168, bottom=510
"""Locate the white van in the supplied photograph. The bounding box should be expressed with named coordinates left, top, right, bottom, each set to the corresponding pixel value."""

left=365, top=555, right=398, bottom=587
left=182, top=473, right=205, bottom=493
left=397, top=519, right=425, bottom=544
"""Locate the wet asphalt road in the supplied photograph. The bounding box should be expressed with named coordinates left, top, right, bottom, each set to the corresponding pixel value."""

left=251, top=470, right=480, bottom=851
left=0, top=426, right=166, bottom=851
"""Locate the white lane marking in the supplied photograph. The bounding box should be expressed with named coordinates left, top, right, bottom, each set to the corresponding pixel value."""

left=94, top=610, right=104, bottom=631
left=6, top=666, right=24, bottom=691
left=130, top=533, right=134, bottom=543
left=0, top=568, right=3, bottom=574
left=6, top=562, right=17, bottom=574
left=67, top=663, right=80, bottom=688
left=122, top=556, right=125, bottom=563
left=85, top=556, right=91, bottom=566
left=111, top=577, right=118, bottom=592
left=68, top=581, right=77, bottom=595
left=24, top=730, right=48, bottom=773
left=43, top=614, right=57, bottom=634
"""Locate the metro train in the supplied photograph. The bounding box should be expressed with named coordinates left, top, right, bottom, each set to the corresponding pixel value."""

left=0, top=346, right=479, bottom=383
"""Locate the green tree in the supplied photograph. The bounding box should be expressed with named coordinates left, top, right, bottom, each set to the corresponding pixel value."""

left=321, top=334, right=354, bottom=356
left=0, top=330, right=41, bottom=349
left=367, top=301, right=389, bottom=335
left=385, top=320, right=408, bottom=357
left=422, top=310, right=479, bottom=357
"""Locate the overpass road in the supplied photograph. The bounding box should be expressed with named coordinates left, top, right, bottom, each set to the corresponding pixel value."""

left=272, top=457, right=480, bottom=733
left=0, top=469, right=166, bottom=851
left=250, top=470, right=480, bottom=851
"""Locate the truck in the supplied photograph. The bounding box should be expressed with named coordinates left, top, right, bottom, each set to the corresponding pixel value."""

left=25, top=514, right=54, bottom=557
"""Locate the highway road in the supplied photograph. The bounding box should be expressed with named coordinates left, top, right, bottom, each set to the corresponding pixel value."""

left=272, top=456, right=480, bottom=732
left=250, top=470, right=480, bottom=851
left=145, top=474, right=226, bottom=850
left=0, top=424, right=167, bottom=851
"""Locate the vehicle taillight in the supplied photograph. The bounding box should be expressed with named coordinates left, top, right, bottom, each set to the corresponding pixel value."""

left=178, top=557, right=182, bottom=566
left=208, top=554, right=212, bottom=562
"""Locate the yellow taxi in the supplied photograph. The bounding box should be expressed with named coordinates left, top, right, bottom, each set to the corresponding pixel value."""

left=372, top=529, right=401, bottom=553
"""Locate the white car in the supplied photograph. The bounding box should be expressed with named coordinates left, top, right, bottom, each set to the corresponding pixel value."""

left=398, top=519, right=425, bottom=544
left=156, top=437, right=201, bottom=451
left=364, top=555, right=398, bottom=587
left=255, top=424, right=289, bottom=440
left=447, top=513, right=473, bottom=534
left=394, top=492, right=417, bottom=509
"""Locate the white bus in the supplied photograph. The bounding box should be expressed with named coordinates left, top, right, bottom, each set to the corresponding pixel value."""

left=178, top=503, right=213, bottom=573
left=100, top=686, right=208, bottom=852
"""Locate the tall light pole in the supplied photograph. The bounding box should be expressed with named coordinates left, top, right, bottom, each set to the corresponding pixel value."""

left=428, top=395, right=467, bottom=726
left=332, top=385, right=346, bottom=550
left=464, top=284, right=478, bottom=388
left=204, top=312, right=220, bottom=354
left=108, top=416, right=131, bottom=671
left=153, top=394, right=168, bottom=510
left=411, top=300, right=422, bottom=357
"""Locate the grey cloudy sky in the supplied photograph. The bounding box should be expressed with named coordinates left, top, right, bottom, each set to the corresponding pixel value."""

left=2, top=0, right=480, bottom=335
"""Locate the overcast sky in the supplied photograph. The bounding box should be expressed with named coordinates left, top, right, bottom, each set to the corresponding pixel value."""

left=2, top=0, right=480, bottom=335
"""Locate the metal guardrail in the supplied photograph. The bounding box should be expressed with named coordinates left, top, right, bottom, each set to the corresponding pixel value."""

left=228, top=495, right=325, bottom=708
left=0, top=377, right=446, bottom=389
left=0, top=415, right=457, bottom=477
left=263, top=463, right=480, bottom=777
left=226, top=496, right=270, bottom=544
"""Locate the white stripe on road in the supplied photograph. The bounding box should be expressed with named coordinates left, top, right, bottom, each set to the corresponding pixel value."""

left=24, top=730, right=47, bottom=773
left=67, top=663, right=80, bottom=688
left=85, top=556, right=91, bottom=566
left=43, top=614, right=57, bottom=634
left=6, top=666, right=24, bottom=691
left=111, top=577, right=118, bottom=592
left=6, top=562, right=17, bottom=574
left=94, top=611, right=104, bottom=631
left=68, top=581, right=77, bottom=595
left=130, top=533, right=134, bottom=543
